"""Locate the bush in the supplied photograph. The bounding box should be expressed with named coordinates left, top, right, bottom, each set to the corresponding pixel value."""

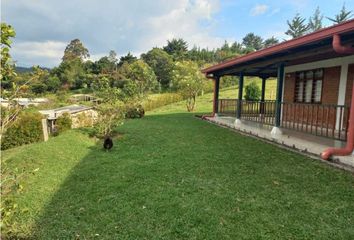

left=30, top=83, right=47, bottom=94
left=125, top=103, right=145, bottom=119
left=244, top=81, right=261, bottom=101
left=55, top=112, right=72, bottom=134
left=1, top=112, right=43, bottom=150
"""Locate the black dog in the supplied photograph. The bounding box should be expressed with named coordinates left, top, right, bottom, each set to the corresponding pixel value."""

left=103, top=137, right=113, bottom=150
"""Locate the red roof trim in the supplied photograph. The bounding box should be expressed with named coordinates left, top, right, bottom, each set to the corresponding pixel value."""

left=202, top=19, right=354, bottom=74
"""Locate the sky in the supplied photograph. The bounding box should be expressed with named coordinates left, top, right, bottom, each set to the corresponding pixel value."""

left=2, top=0, right=354, bottom=68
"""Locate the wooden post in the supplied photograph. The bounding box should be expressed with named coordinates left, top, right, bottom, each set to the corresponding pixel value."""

left=42, top=119, right=49, bottom=142
left=213, top=76, right=220, bottom=115
left=275, top=63, right=284, bottom=127
left=236, top=72, right=244, bottom=119
left=260, top=76, right=267, bottom=114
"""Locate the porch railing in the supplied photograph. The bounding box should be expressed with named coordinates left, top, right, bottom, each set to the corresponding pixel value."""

left=281, top=102, right=350, bottom=141
left=217, top=99, right=350, bottom=141
left=218, top=99, right=238, bottom=116
left=241, top=100, right=276, bottom=125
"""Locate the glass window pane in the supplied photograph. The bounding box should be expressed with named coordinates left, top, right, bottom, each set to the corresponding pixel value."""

left=305, top=80, right=313, bottom=103
left=315, top=69, right=323, bottom=78
left=297, top=81, right=304, bottom=102
left=306, top=71, right=314, bottom=79
left=314, top=80, right=322, bottom=102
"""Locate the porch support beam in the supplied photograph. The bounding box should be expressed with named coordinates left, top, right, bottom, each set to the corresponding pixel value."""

left=213, top=76, right=220, bottom=115
left=274, top=63, right=284, bottom=127
left=236, top=72, right=244, bottom=120
left=261, top=76, right=267, bottom=102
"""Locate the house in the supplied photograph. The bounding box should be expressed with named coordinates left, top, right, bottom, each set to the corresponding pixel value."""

left=0, top=97, right=49, bottom=107
left=39, top=104, right=98, bottom=132
left=202, top=20, right=354, bottom=167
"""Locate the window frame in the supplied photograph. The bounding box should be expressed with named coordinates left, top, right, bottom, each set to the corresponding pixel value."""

left=294, top=68, right=324, bottom=104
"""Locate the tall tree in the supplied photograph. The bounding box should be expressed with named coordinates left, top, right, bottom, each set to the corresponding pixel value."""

left=62, top=39, right=90, bottom=62
left=163, top=38, right=188, bottom=60
left=141, top=48, right=174, bottom=89
left=309, top=7, right=323, bottom=32
left=327, top=4, right=353, bottom=24
left=242, top=33, right=264, bottom=51
left=108, top=50, right=118, bottom=64
left=285, top=13, right=310, bottom=38
left=118, top=52, right=137, bottom=66
left=263, top=36, right=279, bottom=48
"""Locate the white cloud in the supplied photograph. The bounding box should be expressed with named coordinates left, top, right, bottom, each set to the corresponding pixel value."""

left=12, top=40, right=66, bottom=67
left=250, top=4, right=269, bottom=16
left=3, top=0, right=226, bottom=67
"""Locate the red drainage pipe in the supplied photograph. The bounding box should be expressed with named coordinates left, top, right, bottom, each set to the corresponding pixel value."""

left=332, top=34, right=354, bottom=54
left=321, top=82, right=354, bottom=160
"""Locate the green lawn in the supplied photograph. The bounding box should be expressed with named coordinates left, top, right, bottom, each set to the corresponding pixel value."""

left=2, top=88, right=354, bottom=239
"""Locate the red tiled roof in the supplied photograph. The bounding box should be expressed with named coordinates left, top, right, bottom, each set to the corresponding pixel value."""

left=202, top=19, right=354, bottom=74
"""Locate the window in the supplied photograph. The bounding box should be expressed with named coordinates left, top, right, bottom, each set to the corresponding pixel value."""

left=295, top=68, right=323, bottom=103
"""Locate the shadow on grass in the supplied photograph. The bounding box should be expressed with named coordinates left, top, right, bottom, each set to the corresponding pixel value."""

left=30, top=113, right=354, bottom=239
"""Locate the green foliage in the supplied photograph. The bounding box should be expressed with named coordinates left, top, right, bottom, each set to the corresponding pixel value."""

left=141, top=48, right=174, bottom=89
left=244, top=81, right=261, bottom=101
left=163, top=38, right=188, bottom=60
left=1, top=22, right=17, bottom=84
left=242, top=33, right=264, bottom=51
left=55, top=112, right=72, bottom=134
left=125, top=103, right=145, bottom=118
left=94, top=102, right=125, bottom=138
left=1, top=112, right=43, bottom=150
left=327, top=4, right=353, bottom=24
left=118, top=52, right=137, bottom=66
left=285, top=13, right=310, bottom=38
left=62, top=39, right=90, bottom=62
left=263, top=36, right=279, bottom=48
left=123, top=60, right=158, bottom=97
left=30, top=83, right=47, bottom=94
left=309, top=7, right=323, bottom=32
left=172, top=61, right=205, bottom=112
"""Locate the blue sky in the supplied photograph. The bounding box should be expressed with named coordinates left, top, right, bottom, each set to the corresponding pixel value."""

left=2, top=0, right=354, bottom=67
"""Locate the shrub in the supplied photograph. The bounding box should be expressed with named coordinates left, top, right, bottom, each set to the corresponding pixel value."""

left=55, top=112, right=72, bottom=134
left=1, top=112, right=43, bottom=150
left=30, top=83, right=47, bottom=94
left=125, top=103, right=145, bottom=119
left=245, top=81, right=261, bottom=101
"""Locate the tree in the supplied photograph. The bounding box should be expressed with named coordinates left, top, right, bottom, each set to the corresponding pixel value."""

left=163, top=38, right=188, bottom=60
left=1, top=23, right=16, bottom=87
left=141, top=48, right=174, bottom=89
left=327, top=4, right=353, bottom=24
left=108, top=50, right=118, bottom=64
left=285, top=14, right=310, bottom=38
left=55, top=58, right=86, bottom=89
left=263, top=36, right=279, bottom=48
left=244, top=81, right=261, bottom=101
left=62, top=39, right=89, bottom=62
left=309, top=7, right=323, bottom=32
left=118, top=52, right=137, bottom=66
left=242, top=33, right=264, bottom=51
left=172, top=61, right=205, bottom=112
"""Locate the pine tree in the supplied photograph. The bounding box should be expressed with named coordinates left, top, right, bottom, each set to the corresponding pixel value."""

left=327, top=4, right=353, bottom=24
left=309, top=7, right=323, bottom=32
left=285, top=13, right=310, bottom=39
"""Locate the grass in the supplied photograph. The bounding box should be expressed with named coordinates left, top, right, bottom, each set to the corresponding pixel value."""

left=2, top=85, right=354, bottom=239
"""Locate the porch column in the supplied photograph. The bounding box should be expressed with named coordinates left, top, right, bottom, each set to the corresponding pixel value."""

left=213, top=76, right=220, bottom=116
left=235, top=72, right=244, bottom=126
left=260, top=76, right=267, bottom=114
left=271, top=63, right=284, bottom=136
left=261, top=76, right=267, bottom=102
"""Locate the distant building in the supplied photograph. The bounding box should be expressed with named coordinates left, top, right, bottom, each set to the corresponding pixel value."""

left=39, top=104, right=98, bottom=132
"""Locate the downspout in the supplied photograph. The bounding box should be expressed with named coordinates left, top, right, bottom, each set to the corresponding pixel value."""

left=332, top=34, right=354, bottom=54
left=321, top=34, right=354, bottom=160
left=321, top=82, right=354, bottom=160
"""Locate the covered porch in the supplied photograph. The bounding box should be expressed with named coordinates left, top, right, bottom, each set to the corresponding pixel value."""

left=202, top=20, right=354, bottom=163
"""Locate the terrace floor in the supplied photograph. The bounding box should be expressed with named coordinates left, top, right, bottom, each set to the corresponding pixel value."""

left=204, top=115, right=354, bottom=170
